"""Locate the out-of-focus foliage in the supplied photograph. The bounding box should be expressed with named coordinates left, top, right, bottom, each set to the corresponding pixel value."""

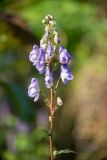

left=1, top=115, right=49, bottom=160
left=0, top=0, right=107, bottom=160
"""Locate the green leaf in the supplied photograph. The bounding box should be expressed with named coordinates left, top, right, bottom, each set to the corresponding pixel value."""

left=41, top=128, right=51, bottom=137
left=53, top=149, right=76, bottom=158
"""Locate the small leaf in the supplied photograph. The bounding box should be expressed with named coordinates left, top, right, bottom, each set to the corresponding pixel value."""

left=53, top=104, right=61, bottom=114
left=53, top=149, right=76, bottom=158
left=41, top=93, right=49, bottom=107
left=54, top=106, right=59, bottom=113
left=41, top=129, right=51, bottom=137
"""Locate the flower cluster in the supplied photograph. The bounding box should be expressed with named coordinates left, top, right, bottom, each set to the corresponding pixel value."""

left=28, top=15, right=73, bottom=102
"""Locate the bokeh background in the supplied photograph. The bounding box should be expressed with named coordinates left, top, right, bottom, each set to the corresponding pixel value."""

left=0, top=0, right=107, bottom=160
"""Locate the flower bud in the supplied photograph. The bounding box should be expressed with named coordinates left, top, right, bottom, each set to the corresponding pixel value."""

left=45, top=15, right=48, bottom=19
left=40, top=32, right=48, bottom=46
left=57, top=97, right=63, bottom=106
left=48, top=15, right=54, bottom=21
left=54, top=33, right=60, bottom=44
left=45, top=25, right=49, bottom=32
left=53, top=30, right=60, bottom=44
left=41, top=43, right=47, bottom=50
left=42, top=15, right=49, bottom=24
left=42, top=19, right=46, bottom=24
left=49, top=21, right=56, bottom=26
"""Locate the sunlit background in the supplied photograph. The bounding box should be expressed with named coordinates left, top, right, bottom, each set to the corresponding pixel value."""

left=0, top=0, right=107, bottom=160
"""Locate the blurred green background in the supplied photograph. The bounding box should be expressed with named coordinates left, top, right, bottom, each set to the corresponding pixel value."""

left=0, top=0, right=107, bottom=160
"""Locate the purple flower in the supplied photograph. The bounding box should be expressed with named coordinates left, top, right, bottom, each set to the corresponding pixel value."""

left=45, top=41, right=54, bottom=60
left=61, top=64, right=73, bottom=84
left=36, top=48, right=45, bottom=74
left=59, top=46, right=71, bottom=64
left=45, top=66, right=53, bottom=88
left=28, top=78, right=40, bottom=102
left=29, top=45, right=39, bottom=65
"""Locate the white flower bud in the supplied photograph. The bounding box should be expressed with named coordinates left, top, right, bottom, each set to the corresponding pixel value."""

left=48, top=15, right=54, bottom=20
left=49, top=21, right=56, bottom=26
left=40, top=43, right=47, bottom=49
left=42, top=19, right=45, bottom=24
left=53, top=46, right=56, bottom=51
left=45, top=15, right=48, bottom=20
left=45, top=25, right=49, bottom=32
left=54, top=33, right=60, bottom=44
left=57, top=97, right=63, bottom=106
left=53, top=30, right=57, bottom=35
left=40, top=32, right=48, bottom=45
left=54, top=34, right=58, bottom=44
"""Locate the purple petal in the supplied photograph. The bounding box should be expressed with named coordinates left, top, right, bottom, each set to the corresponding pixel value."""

left=28, top=78, right=40, bottom=102
left=34, top=93, right=40, bottom=102
left=61, top=64, right=73, bottom=84
left=45, top=41, right=54, bottom=60
left=29, top=45, right=39, bottom=65
left=28, top=88, right=37, bottom=97
left=59, top=46, right=71, bottom=64
left=36, top=48, right=45, bottom=74
left=45, top=66, right=53, bottom=88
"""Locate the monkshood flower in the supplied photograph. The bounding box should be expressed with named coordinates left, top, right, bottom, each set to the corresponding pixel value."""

left=36, top=47, right=45, bottom=74
left=45, top=41, right=54, bottom=60
left=59, top=46, right=71, bottom=64
left=61, top=64, right=73, bottom=84
left=45, top=66, right=53, bottom=88
left=28, top=78, right=40, bottom=102
left=29, top=45, right=39, bottom=65
left=28, top=15, right=74, bottom=160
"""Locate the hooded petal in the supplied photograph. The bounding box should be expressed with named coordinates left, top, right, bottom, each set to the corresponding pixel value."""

left=36, top=48, right=45, bottom=74
left=45, top=66, right=53, bottom=88
left=34, top=92, right=40, bottom=102
left=59, top=46, right=71, bottom=64
left=28, top=78, right=40, bottom=102
left=29, top=45, right=39, bottom=65
left=61, top=64, right=73, bottom=84
left=47, top=41, right=54, bottom=57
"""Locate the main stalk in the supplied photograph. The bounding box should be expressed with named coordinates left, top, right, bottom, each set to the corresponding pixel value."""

left=49, top=88, right=54, bottom=160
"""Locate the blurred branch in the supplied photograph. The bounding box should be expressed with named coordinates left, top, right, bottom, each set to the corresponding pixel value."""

left=0, top=10, right=39, bottom=44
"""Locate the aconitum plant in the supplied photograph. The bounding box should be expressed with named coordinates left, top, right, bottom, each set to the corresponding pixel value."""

left=28, top=15, right=73, bottom=160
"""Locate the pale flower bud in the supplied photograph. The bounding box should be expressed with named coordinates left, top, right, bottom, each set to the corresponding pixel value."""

left=49, top=21, right=56, bottom=26
left=48, top=15, right=54, bottom=20
left=41, top=43, right=47, bottom=49
left=54, top=30, right=60, bottom=44
left=54, top=34, right=60, bottom=44
left=42, top=19, right=45, bottom=24
left=45, top=25, right=49, bottom=32
left=45, top=15, right=48, bottom=20
left=57, top=97, right=63, bottom=106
